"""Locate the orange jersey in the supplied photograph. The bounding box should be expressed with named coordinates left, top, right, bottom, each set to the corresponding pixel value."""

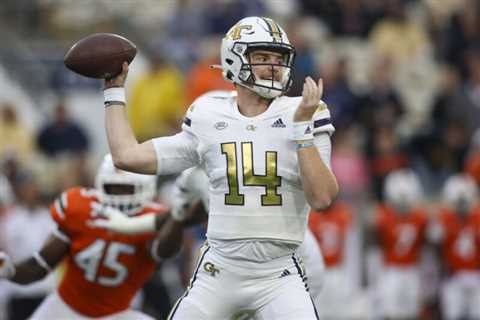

left=50, top=187, right=168, bottom=318
left=375, top=205, right=428, bottom=266
left=436, top=207, right=480, bottom=273
left=308, top=202, right=352, bottom=267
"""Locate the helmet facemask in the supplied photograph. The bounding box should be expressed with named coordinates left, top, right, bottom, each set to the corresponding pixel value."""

left=235, top=43, right=295, bottom=99
left=99, top=180, right=155, bottom=216
left=95, top=155, right=156, bottom=216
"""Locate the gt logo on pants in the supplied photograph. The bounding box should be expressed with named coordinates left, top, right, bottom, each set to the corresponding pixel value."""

left=203, top=262, right=220, bottom=277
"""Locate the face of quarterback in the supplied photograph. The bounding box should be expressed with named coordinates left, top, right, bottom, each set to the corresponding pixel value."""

left=248, top=49, right=289, bottom=91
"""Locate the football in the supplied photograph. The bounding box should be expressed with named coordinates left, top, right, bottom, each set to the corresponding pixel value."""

left=64, top=33, right=137, bottom=79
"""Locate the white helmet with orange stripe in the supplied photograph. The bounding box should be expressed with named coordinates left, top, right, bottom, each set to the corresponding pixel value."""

left=95, top=154, right=156, bottom=215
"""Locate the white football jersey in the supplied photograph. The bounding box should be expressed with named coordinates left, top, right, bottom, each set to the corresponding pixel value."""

left=153, top=91, right=334, bottom=243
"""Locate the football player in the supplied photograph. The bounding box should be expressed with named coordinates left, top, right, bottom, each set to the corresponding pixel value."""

left=0, top=155, right=190, bottom=319
left=427, top=174, right=480, bottom=320
left=370, top=169, right=428, bottom=320
left=101, top=16, right=338, bottom=319
left=308, top=202, right=354, bottom=319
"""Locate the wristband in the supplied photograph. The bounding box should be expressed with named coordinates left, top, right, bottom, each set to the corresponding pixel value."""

left=291, top=121, right=314, bottom=141
left=104, top=87, right=126, bottom=106
left=296, top=140, right=315, bottom=150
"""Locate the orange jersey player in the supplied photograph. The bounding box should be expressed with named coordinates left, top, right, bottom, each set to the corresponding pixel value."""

left=309, top=202, right=352, bottom=268
left=375, top=205, right=428, bottom=267
left=308, top=202, right=354, bottom=319
left=0, top=155, right=189, bottom=320
left=371, top=169, right=428, bottom=320
left=428, top=174, right=480, bottom=320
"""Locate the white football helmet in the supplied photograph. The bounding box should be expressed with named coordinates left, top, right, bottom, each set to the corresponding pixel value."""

left=95, top=155, right=157, bottom=216
left=442, top=174, right=478, bottom=214
left=384, top=169, right=423, bottom=213
left=221, top=16, right=295, bottom=99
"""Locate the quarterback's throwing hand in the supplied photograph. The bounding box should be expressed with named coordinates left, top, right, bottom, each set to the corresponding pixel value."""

left=104, top=62, right=129, bottom=89
left=0, top=252, right=15, bottom=279
left=294, top=77, right=323, bottom=122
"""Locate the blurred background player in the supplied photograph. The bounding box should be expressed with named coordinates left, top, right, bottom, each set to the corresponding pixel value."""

left=427, top=174, right=480, bottom=320
left=0, top=154, right=189, bottom=319
left=308, top=201, right=358, bottom=319
left=368, top=169, right=428, bottom=320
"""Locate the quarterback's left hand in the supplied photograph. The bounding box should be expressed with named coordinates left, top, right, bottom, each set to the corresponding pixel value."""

left=294, top=77, right=323, bottom=122
left=87, top=202, right=156, bottom=235
left=0, top=252, right=15, bottom=279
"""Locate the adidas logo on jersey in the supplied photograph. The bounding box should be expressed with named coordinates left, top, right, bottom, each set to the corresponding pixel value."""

left=271, top=118, right=286, bottom=128
left=304, top=126, right=312, bottom=134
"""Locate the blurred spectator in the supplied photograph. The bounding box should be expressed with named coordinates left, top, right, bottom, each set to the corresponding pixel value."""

left=203, top=0, right=265, bottom=35
left=0, top=103, right=35, bottom=165
left=440, top=0, right=480, bottom=78
left=369, top=0, right=431, bottom=64
left=36, top=102, right=89, bottom=157
left=321, top=58, right=360, bottom=129
left=331, top=126, right=369, bottom=203
left=185, top=36, right=234, bottom=104
left=300, top=0, right=380, bottom=37
left=410, top=133, right=454, bottom=197
left=430, top=65, right=462, bottom=131
left=367, top=126, right=409, bottom=200
left=0, top=172, right=56, bottom=320
left=286, top=17, right=322, bottom=97
left=358, top=57, right=405, bottom=133
left=128, top=53, right=186, bottom=141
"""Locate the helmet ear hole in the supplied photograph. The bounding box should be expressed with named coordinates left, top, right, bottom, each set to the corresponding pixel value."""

left=226, top=71, right=234, bottom=80
left=226, top=59, right=234, bottom=65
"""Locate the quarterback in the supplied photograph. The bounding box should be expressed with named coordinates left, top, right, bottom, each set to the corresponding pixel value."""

left=101, top=16, right=338, bottom=319
left=0, top=155, right=189, bottom=319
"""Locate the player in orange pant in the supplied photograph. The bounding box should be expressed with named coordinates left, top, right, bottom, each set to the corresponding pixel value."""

left=0, top=155, right=193, bottom=319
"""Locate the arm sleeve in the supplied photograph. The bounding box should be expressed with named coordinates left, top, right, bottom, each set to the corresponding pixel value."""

left=314, top=133, right=333, bottom=170
left=313, top=102, right=335, bottom=136
left=152, top=131, right=199, bottom=175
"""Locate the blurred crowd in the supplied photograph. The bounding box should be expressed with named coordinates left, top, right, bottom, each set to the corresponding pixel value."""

left=1, top=0, right=480, bottom=319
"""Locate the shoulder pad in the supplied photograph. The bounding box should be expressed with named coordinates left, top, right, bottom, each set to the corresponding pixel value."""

left=50, top=187, right=96, bottom=225
left=182, top=91, right=234, bottom=133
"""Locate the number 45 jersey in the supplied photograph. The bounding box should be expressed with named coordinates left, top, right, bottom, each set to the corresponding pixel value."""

left=153, top=91, right=334, bottom=243
left=50, top=187, right=167, bottom=318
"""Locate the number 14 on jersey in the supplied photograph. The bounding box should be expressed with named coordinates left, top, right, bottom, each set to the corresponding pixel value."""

left=221, top=142, right=282, bottom=206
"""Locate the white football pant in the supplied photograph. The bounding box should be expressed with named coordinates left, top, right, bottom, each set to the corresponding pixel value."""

left=167, top=243, right=319, bottom=320
left=30, top=291, right=154, bottom=320
left=376, top=266, right=421, bottom=319
left=440, top=271, right=480, bottom=320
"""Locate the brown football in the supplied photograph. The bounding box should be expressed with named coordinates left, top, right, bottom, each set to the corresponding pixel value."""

left=64, top=33, right=136, bottom=79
